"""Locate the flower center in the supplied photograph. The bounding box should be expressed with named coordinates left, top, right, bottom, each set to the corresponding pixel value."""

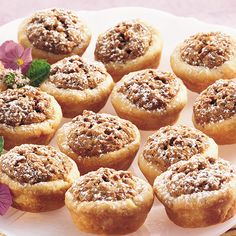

left=17, top=58, right=24, bottom=66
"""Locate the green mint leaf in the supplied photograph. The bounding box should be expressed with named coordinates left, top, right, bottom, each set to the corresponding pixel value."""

left=4, top=72, right=16, bottom=88
left=0, top=136, right=4, bottom=155
left=27, top=59, right=51, bottom=87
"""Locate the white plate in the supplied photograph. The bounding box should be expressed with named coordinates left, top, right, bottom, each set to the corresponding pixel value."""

left=0, top=7, right=236, bottom=236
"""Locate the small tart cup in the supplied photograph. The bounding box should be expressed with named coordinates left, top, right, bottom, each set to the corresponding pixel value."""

left=0, top=156, right=80, bottom=212
left=65, top=176, right=154, bottom=234
left=0, top=93, right=62, bottom=150
left=170, top=39, right=236, bottom=93
left=56, top=118, right=141, bottom=175
left=40, top=72, right=114, bottom=118
left=18, top=18, right=91, bottom=64
left=153, top=157, right=236, bottom=228
left=111, top=71, right=187, bottom=130
left=139, top=135, right=218, bottom=185
left=95, top=22, right=163, bottom=82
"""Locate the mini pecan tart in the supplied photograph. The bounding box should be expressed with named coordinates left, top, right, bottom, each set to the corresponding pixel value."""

left=0, top=144, right=80, bottom=212
left=18, top=8, right=91, bottom=64
left=153, top=155, right=236, bottom=228
left=56, top=110, right=141, bottom=174
left=0, top=86, right=62, bottom=150
left=193, top=79, right=236, bottom=144
left=94, top=19, right=163, bottom=82
left=170, top=32, right=236, bottom=93
left=40, top=55, right=114, bottom=118
left=65, top=167, right=153, bottom=234
left=139, top=125, right=218, bottom=184
left=111, top=69, right=187, bottom=130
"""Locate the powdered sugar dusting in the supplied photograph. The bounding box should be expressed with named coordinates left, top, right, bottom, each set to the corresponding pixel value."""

left=143, top=125, right=208, bottom=171
left=193, top=79, right=236, bottom=125
left=165, top=155, right=235, bottom=197
left=26, top=8, right=89, bottom=54
left=118, top=69, right=180, bottom=111
left=0, top=144, right=72, bottom=185
left=49, top=55, right=107, bottom=90
left=67, top=110, right=137, bottom=157
left=180, top=32, right=235, bottom=68
left=95, top=19, right=152, bottom=63
left=0, top=86, right=52, bottom=126
left=69, top=168, right=143, bottom=201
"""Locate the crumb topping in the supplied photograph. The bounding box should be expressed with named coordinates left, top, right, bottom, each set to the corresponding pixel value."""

left=0, top=86, right=52, bottom=126
left=95, top=19, right=152, bottom=63
left=143, top=125, right=209, bottom=170
left=69, top=168, right=142, bottom=201
left=117, top=69, right=180, bottom=111
left=48, top=55, right=107, bottom=90
left=0, top=69, right=30, bottom=89
left=193, top=79, right=236, bottom=125
left=180, top=32, right=235, bottom=68
left=67, top=110, right=136, bottom=157
left=165, top=155, right=235, bottom=197
left=0, top=144, right=73, bottom=184
left=26, top=8, right=89, bottom=54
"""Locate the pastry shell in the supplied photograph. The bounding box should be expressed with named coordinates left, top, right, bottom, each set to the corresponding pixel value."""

left=65, top=169, right=154, bottom=234
left=111, top=70, right=187, bottom=130
left=0, top=146, right=80, bottom=212
left=56, top=114, right=141, bottom=175
left=18, top=17, right=91, bottom=64
left=170, top=37, right=236, bottom=93
left=139, top=128, right=218, bottom=185
left=153, top=156, right=236, bottom=228
left=0, top=91, right=62, bottom=150
left=95, top=21, right=163, bottom=82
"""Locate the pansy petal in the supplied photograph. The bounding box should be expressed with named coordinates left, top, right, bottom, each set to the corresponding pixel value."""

left=0, top=184, right=12, bottom=216
left=21, top=62, right=31, bottom=74
left=0, top=40, right=15, bottom=60
left=21, top=48, right=32, bottom=64
left=5, top=42, right=22, bottom=60
left=2, top=61, right=18, bottom=70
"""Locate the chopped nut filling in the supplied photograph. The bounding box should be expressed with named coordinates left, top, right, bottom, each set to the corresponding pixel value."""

left=49, top=55, right=107, bottom=90
left=193, top=79, right=236, bottom=125
left=67, top=110, right=136, bottom=157
left=166, top=155, right=235, bottom=197
left=180, top=32, right=235, bottom=68
left=95, top=20, right=152, bottom=63
left=117, top=69, right=179, bottom=111
left=0, top=144, right=73, bottom=184
left=69, top=168, right=142, bottom=201
left=26, top=8, right=89, bottom=54
left=143, top=125, right=208, bottom=170
left=0, top=86, right=52, bottom=126
left=0, top=69, right=30, bottom=89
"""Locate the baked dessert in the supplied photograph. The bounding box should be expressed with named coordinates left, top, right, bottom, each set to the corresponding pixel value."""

left=0, top=69, right=30, bottom=91
left=170, top=32, right=236, bottom=93
left=94, top=19, right=163, bottom=81
left=139, top=125, right=218, bottom=184
left=111, top=69, right=187, bottom=130
left=40, top=55, right=114, bottom=118
left=0, top=86, right=62, bottom=150
left=65, top=167, right=153, bottom=234
left=18, top=8, right=91, bottom=64
left=56, top=110, right=140, bottom=174
left=193, top=79, right=236, bottom=144
left=0, top=144, right=80, bottom=212
left=153, top=155, right=236, bottom=228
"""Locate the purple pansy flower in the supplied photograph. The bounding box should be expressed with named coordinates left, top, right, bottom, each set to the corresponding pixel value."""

left=0, top=40, right=32, bottom=74
left=0, top=184, right=12, bottom=216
